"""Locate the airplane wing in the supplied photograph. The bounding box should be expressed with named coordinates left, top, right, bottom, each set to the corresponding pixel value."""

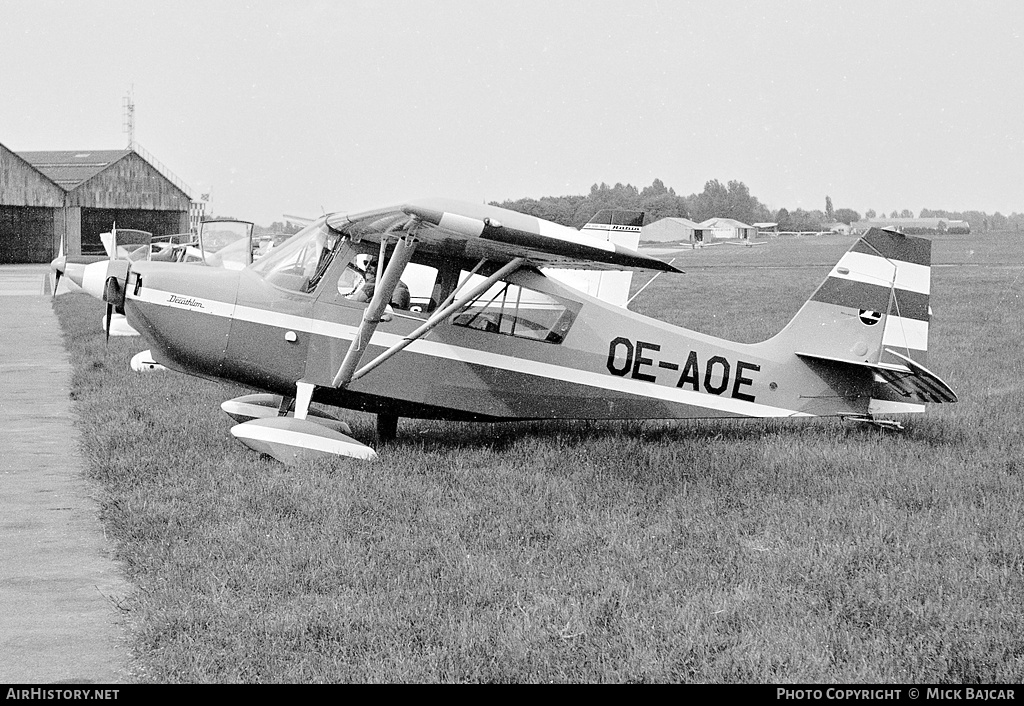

left=326, top=198, right=681, bottom=273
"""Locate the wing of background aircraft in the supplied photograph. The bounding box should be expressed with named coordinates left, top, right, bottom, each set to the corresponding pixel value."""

left=283, top=214, right=315, bottom=229
left=724, top=240, right=768, bottom=247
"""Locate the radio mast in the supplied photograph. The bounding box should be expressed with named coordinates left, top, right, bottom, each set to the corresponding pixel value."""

left=122, top=87, right=135, bottom=149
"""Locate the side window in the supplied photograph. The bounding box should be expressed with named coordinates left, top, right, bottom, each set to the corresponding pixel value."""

left=337, top=262, right=364, bottom=297
left=341, top=258, right=439, bottom=313
left=451, top=278, right=578, bottom=344
left=405, top=263, right=438, bottom=313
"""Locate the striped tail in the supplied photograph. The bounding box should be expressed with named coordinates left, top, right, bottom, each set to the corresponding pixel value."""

left=775, top=228, right=955, bottom=412
left=824, top=227, right=931, bottom=365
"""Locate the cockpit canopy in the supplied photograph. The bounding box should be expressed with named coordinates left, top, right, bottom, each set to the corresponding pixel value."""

left=249, top=218, right=344, bottom=292
left=249, top=217, right=580, bottom=344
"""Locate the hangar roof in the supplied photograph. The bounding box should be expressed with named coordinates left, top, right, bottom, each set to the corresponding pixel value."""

left=652, top=217, right=702, bottom=228
left=698, top=217, right=754, bottom=229
left=16, top=149, right=130, bottom=189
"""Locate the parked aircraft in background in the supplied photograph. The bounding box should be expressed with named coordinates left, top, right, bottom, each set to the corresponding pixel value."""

left=90, top=197, right=956, bottom=465
left=51, top=219, right=258, bottom=336
left=724, top=239, right=768, bottom=247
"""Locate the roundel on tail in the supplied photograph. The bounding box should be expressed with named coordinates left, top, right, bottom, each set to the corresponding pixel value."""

left=859, top=309, right=882, bottom=326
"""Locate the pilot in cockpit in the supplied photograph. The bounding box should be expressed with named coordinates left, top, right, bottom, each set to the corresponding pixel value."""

left=346, top=257, right=411, bottom=310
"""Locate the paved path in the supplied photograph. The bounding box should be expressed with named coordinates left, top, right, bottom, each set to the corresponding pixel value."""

left=0, top=265, right=132, bottom=683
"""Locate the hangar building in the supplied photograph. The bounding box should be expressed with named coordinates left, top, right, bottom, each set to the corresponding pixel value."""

left=642, top=216, right=758, bottom=243
left=699, top=217, right=757, bottom=240
left=0, top=142, right=192, bottom=263
left=641, top=217, right=703, bottom=243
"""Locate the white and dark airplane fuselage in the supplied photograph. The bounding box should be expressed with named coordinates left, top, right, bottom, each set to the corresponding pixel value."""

left=126, top=258, right=874, bottom=425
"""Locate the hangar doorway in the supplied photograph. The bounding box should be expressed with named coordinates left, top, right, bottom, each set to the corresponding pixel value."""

left=81, top=208, right=187, bottom=255
left=0, top=206, right=55, bottom=264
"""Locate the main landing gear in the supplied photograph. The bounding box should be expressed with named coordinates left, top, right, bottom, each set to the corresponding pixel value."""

left=224, top=383, right=377, bottom=464
left=376, top=413, right=399, bottom=444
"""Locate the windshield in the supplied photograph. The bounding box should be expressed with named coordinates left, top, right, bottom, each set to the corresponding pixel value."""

left=250, top=218, right=343, bottom=292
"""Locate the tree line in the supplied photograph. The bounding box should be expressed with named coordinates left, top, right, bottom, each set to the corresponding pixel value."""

left=218, top=180, right=1021, bottom=234
left=490, top=179, right=1024, bottom=233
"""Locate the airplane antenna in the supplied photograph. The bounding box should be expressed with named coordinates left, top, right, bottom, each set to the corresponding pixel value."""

left=122, top=86, right=135, bottom=149
left=626, top=258, right=677, bottom=306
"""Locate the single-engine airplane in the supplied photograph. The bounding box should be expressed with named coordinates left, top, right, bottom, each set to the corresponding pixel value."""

left=96, top=197, right=956, bottom=464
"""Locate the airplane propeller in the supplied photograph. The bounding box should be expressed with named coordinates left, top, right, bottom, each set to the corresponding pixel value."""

left=102, top=274, right=127, bottom=343
left=51, top=255, right=65, bottom=298
left=104, top=301, right=113, bottom=343
left=52, top=226, right=67, bottom=297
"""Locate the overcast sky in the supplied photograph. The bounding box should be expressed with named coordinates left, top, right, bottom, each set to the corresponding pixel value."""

left=2, top=0, right=1021, bottom=225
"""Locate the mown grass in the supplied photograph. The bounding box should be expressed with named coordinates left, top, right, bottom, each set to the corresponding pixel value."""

left=54, top=231, right=1024, bottom=683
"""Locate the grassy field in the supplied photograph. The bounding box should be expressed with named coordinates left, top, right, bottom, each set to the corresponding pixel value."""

left=54, top=231, right=1024, bottom=683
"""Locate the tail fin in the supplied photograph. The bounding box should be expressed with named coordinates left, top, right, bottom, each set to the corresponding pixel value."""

left=544, top=209, right=644, bottom=306
left=775, top=228, right=955, bottom=410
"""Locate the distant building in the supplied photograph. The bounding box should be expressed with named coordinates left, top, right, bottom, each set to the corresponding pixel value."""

left=698, top=217, right=757, bottom=240
left=641, top=217, right=704, bottom=243
left=851, top=217, right=970, bottom=235
left=0, top=141, right=194, bottom=263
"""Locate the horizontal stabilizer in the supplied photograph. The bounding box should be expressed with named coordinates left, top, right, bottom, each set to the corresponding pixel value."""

left=796, top=349, right=957, bottom=404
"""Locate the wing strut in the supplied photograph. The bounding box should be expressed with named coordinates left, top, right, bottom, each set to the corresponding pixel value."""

left=626, top=258, right=678, bottom=306
left=349, top=257, right=526, bottom=384
left=331, top=236, right=419, bottom=388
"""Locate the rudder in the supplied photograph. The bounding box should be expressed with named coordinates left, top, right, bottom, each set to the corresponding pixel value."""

left=776, top=227, right=932, bottom=365
left=772, top=228, right=951, bottom=413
